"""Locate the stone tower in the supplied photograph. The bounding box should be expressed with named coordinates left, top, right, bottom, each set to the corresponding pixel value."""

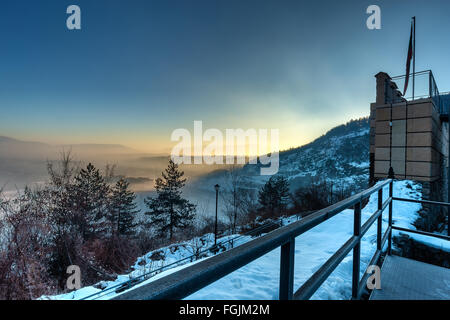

left=369, top=71, right=449, bottom=206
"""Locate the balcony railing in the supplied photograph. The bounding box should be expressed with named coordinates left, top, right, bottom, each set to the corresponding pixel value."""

left=391, top=70, right=447, bottom=114
left=102, top=179, right=449, bottom=300
left=112, top=180, right=394, bottom=300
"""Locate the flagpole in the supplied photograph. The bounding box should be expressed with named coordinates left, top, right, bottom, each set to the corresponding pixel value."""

left=412, top=16, right=416, bottom=100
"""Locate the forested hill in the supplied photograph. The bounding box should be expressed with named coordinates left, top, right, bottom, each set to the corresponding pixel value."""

left=239, top=117, right=370, bottom=191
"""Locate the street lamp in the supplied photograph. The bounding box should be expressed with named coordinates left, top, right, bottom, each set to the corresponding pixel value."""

left=214, top=184, right=220, bottom=246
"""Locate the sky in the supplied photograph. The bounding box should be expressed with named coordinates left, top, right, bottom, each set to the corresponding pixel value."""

left=1, top=0, right=450, bottom=154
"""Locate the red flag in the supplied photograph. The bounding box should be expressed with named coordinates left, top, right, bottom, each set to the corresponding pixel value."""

left=403, top=23, right=413, bottom=96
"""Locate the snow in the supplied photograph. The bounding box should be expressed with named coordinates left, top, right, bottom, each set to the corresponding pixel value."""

left=186, top=180, right=422, bottom=300
left=40, top=233, right=246, bottom=300
left=392, top=230, right=450, bottom=252
left=50, top=286, right=102, bottom=300
left=349, top=161, right=370, bottom=169
left=43, top=180, right=433, bottom=300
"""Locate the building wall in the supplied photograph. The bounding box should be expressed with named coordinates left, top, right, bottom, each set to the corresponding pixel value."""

left=373, top=98, right=443, bottom=182
left=370, top=72, right=447, bottom=187
left=370, top=72, right=449, bottom=232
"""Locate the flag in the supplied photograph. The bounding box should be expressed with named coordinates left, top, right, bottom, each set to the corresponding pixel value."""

left=403, top=23, right=413, bottom=96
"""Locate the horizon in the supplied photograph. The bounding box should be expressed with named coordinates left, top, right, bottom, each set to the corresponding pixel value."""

left=2, top=1, right=450, bottom=154
left=1, top=115, right=369, bottom=156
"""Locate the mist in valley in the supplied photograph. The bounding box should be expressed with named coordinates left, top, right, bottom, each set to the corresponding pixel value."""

left=0, top=135, right=247, bottom=220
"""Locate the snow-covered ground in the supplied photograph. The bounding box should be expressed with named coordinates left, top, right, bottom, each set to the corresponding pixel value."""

left=42, top=180, right=449, bottom=300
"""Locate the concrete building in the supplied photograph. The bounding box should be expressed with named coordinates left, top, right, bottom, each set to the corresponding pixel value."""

left=369, top=70, right=450, bottom=203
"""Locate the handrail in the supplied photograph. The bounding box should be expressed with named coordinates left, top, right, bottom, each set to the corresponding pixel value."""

left=81, top=215, right=288, bottom=300
left=393, top=196, right=450, bottom=237
left=391, top=225, right=450, bottom=241
left=391, top=70, right=431, bottom=80
left=389, top=70, right=442, bottom=111
left=293, top=196, right=391, bottom=300
left=113, top=179, right=393, bottom=300
left=393, top=196, right=450, bottom=207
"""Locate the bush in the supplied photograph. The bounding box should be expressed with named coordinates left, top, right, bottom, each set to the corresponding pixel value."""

left=86, top=236, right=139, bottom=275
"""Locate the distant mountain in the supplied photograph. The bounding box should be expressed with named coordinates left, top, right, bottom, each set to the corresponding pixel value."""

left=57, top=143, right=138, bottom=157
left=190, top=118, right=370, bottom=194
left=0, top=136, right=138, bottom=160
left=0, top=135, right=227, bottom=192
left=0, top=136, right=48, bottom=145
left=0, top=136, right=54, bottom=160
left=243, top=117, right=370, bottom=189
left=1, top=118, right=371, bottom=196
left=0, top=136, right=148, bottom=191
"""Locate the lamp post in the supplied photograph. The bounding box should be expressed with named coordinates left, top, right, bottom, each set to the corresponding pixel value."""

left=214, top=184, right=220, bottom=246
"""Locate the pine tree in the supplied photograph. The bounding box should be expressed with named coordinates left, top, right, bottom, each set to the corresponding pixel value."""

left=71, top=163, right=110, bottom=240
left=109, top=178, right=139, bottom=237
left=258, top=177, right=277, bottom=216
left=274, top=176, right=290, bottom=214
left=145, top=159, right=196, bottom=240
left=258, top=176, right=290, bottom=217
left=46, top=151, right=80, bottom=235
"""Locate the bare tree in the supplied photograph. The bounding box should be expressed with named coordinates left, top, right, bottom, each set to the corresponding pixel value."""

left=46, top=149, right=80, bottom=189
left=104, top=163, right=117, bottom=185
left=0, top=187, right=56, bottom=299
left=187, top=236, right=207, bottom=261
left=221, top=165, right=256, bottom=234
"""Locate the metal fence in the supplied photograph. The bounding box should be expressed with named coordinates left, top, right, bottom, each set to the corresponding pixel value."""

left=109, top=180, right=450, bottom=300
left=392, top=197, right=450, bottom=237
left=80, top=212, right=298, bottom=300
left=391, top=70, right=444, bottom=113
left=113, top=179, right=395, bottom=300
left=439, top=92, right=450, bottom=116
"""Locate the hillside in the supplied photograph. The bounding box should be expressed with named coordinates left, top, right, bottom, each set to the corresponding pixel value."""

left=189, top=118, right=370, bottom=196
left=244, top=117, right=370, bottom=189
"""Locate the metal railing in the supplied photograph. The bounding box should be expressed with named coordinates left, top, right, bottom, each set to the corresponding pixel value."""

left=113, top=179, right=394, bottom=300
left=391, top=70, right=444, bottom=113
left=392, top=197, right=450, bottom=237
left=80, top=213, right=298, bottom=300
left=439, top=92, right=450, bottom=116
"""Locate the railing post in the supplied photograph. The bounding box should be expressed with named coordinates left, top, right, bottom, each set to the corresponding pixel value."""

left=429, top=71, right=432, bottom=100
left=377, top=189, right=383, bottom=250
left=388, top=180, right=393, bottom=255
left=352, top=201, right=361, bottom=299
left=279, top=238, right=295, bottom=300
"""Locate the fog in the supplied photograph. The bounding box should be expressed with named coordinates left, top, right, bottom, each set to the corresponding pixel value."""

left=0, top=135, right=238, bottom=191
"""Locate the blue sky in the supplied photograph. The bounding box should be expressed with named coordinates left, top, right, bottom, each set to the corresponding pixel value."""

left=1, top=0, right=450, bottom=152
